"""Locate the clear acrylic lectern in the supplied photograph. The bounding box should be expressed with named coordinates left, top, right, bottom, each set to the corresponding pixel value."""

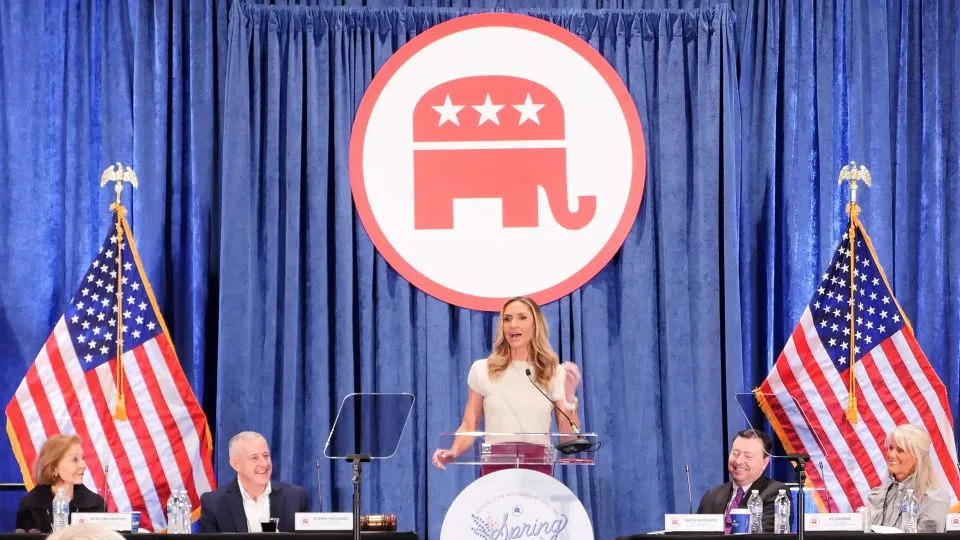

left=438, top=431, right=599, bottom=475
left=324, top=393, right=415, bottom=540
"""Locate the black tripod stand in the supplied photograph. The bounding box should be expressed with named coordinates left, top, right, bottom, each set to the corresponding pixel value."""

left=787, top=453, right=810, bottom=540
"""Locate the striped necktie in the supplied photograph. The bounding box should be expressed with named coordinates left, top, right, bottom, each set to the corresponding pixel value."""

left=724, top=486, right=746, bottom=534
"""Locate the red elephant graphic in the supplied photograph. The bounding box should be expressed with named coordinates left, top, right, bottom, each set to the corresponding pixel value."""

left=412, top=76, right=596, bottom=230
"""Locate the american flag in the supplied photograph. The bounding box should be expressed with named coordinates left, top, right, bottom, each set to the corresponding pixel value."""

left=757, top=220, right=960, bottom=511
left=4, top=212, right=215, bottom=531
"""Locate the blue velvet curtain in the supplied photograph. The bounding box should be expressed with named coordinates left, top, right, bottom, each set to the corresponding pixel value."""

left=0, top=0, right=229, bottom=527
left=735, top=0, right=960, bottom=453
left=217, top=4, right=738, bottom=538
left=1, top=0, right=960, bottom=538
left=750, top=0, right=960, bottom=483
left=0, top=0, right=228, bottom=405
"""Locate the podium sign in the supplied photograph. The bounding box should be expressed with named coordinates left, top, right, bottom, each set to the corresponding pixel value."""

left=71, top=512, right=136, bottom=531
left=664, top=514, right=724, bottom=532
left=804, top=513, right=863, bottom=531
left=296, top=512, right=353, bottom=531
left=440, top=468, right=593, bottom=540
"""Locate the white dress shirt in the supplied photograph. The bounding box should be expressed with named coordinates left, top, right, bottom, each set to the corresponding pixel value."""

left=238, top=481, right=271, bottom=532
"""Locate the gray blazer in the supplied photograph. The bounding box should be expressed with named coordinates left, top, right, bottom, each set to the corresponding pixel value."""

left=866, top=475, right=949, bottom=533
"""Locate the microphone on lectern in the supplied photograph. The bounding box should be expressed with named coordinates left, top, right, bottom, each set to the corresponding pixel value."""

left=524, top=368, right=592, bottom=455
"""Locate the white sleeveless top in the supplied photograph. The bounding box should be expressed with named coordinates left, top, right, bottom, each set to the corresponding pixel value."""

left=467, top=358, right=566, bottom=444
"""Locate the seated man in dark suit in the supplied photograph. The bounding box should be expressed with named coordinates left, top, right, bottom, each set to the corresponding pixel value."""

left=199, top=431, right=308, bottom=532
left=697, top=428, right=786, bottom=533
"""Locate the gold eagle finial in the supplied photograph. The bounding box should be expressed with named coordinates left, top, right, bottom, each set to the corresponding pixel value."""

left=837, top=161, right=871, bottom=210
left=100, top=162, right=138, bottom=207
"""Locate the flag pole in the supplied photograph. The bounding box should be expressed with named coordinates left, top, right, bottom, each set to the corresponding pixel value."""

left=99, top=163, right=139, bottom=421
left=837, top=161, right=871, bottom=424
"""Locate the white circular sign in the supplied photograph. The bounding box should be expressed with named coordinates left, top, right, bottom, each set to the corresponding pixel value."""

left=351, top=14, right=645, bottom=311
left=440, top=468, right=594, bottom=540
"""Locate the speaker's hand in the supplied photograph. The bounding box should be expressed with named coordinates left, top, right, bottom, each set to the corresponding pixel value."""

left=432, top=448, right=456, bottom=470
left=563, top=362, right=582, bottom=403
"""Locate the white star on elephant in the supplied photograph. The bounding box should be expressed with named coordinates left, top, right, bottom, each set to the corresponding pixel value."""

left=513, top=93, right=545, bottom=125
left=431, top=94, right=464, bottom=126
left=473, top=93, right=505, bottom=126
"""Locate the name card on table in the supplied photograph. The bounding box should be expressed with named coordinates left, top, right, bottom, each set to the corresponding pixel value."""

left=804, top=513, right=862, bottom=531
left=946, top=513, right=960, bottom=531
left=71, top=512, right=137, bottom=531
left=664, top=514, right=724, bottom=532
left=295, top=512, right=353, bottom=531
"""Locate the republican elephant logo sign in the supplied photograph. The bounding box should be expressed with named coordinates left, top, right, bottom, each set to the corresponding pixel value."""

left=350, top=13, right=645, bottom=311
left=413, top=76, right=596, bottom=231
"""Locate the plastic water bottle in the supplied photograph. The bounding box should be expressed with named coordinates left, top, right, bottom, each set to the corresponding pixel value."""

left=901, top=488, right=918, bottom=533
left=52, top=487, right=70, bottom=532
left=167, top=490, right=182, bottom=534
left=165, top=491, right=176, bottom=534
left=178, top=489, right=192, bottom=534
left=773, top=489, right=791, bottom=534
left=747, top=489, right=763, bottom=533
left=858, top=505, right=872, bottom=533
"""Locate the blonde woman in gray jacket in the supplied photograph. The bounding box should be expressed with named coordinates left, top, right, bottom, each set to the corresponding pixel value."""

left=865, top=424, right=949, bottom=532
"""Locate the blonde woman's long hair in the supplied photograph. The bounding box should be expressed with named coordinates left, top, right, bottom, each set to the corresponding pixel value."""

left=487, top=296, right=558, bottom=388
left=887, top=424, right=937, bottom=496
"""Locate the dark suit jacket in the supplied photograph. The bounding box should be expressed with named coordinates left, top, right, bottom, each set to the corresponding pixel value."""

left=198, top=479, right=307, bottom=533
left=15, top=484, right=106, bottom=533
left=697, top=475, right=787, bottom=533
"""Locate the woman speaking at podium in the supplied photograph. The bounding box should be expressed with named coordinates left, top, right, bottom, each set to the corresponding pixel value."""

left=431, top=296, right=582, bottom=474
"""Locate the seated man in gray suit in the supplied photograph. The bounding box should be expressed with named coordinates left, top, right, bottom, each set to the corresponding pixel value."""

left=697, top=428, right=786, bottom=533
left=199, top=431, right=307, bottom=532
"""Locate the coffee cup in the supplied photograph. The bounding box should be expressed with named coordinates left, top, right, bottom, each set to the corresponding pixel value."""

left=260, top=517, right=279, bottom=532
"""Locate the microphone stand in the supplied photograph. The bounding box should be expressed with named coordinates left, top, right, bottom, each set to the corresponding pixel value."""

left=315, top=461, right=323, bottom=512
left=787, top=453, right=809, bottom=540
left=102, top=464, right=111, bottom=511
